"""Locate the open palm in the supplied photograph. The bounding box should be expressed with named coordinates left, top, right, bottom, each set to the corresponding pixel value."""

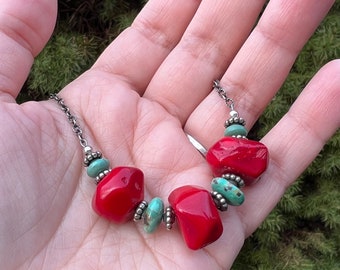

left=1, top=0, right=339, bottom=269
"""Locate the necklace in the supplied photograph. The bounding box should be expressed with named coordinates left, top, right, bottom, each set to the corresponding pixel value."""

left=50, top=80, right=269, bottom=250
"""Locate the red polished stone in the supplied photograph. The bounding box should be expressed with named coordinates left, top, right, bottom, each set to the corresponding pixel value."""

left=92, top=166, right=144, bottom=223
left=206, top=137, right=268, bottom=185
left=168, top=185, right=223, bottom=250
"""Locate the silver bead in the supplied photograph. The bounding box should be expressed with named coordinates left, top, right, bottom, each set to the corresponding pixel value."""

left=211, top=191, right=228, bottom=211
left=84, top=151, right=103, bottom=166
left=225, top=116, right=246, bottom=127
left=229, top=110, right=239, bottom=118
left=83, top=146, right=93, bottom=154
left=134, top=200, right=148, bottom=221
left=237, top=179, right=245, bottom=188
left=163, top=206, right=175, bottom=230
left=220, top=197, right=226, bottom=205
left=95, top=169, right=110, bottom=184
left=221, top=174, right=245, bottom=188
left=232, top=135, right=247, bottom=139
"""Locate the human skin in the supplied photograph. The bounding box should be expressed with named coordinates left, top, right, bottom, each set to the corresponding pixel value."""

left=0, top=0, right=339, bottom=269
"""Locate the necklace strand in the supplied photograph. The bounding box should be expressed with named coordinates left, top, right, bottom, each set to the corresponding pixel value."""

left=49, top=80, right=269, bottom=250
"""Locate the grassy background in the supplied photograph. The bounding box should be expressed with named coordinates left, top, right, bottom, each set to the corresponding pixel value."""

left=21, top=1, right=340, bottom=269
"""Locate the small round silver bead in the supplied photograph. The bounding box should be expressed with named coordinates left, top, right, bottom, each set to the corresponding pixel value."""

left=83, top=146, right=93, bottom=154
left=220, top=197, right=227, bottom=205
left=229, top=110, right=239, bottom=118
left=134, top=200, right=148, bottom=221
left=236, top=179, right=245, bottom=188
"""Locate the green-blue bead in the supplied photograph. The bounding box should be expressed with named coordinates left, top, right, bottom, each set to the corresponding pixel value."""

left=224, top=124, right=248, bottom=137
left=144, top=197, right=164, bottom=233
left=87, top=158, right=110, bottom=178
left=211, top=177, right=245, bottom=206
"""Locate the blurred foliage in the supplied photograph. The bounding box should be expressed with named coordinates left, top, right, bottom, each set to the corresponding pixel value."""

left=233, top=2, right=340, bottom=269
left=21, top=0, right=339, bottom=269
left=23, top=0, right=145, bottom=99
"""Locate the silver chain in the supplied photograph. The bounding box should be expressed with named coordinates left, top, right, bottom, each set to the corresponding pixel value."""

left=213, top=79, right=235, bottom=111
left=50, top=94, right=89, bottom=149
left=50, top=81, right=234, bottom=150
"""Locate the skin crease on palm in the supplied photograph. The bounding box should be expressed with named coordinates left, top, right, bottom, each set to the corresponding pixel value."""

left=0, top=0, right=339, bottom=269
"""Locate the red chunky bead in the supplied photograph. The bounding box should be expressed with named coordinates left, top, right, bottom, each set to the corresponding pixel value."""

left=92, top=167, right=144, bottom=223
left=168, top=185, right=223, bottom=250
left=206, top=137, right=269, bottom=185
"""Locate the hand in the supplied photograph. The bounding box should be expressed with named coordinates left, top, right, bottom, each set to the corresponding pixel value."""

left=0, top=0, right=339, bottom=269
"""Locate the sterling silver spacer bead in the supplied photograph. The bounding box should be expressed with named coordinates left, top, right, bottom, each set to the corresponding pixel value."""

left=211, top=191, right=228, bottom=211
left=231, top=135, right=247, bottom=139
left=222, top=174, right=245, bottom=188
left=84, top=151, right=103, bottom=167
left=163, top=206, right=176, bottom=230
left=134, top=200, right=148, bottom=221
left=95, top=169, right=111, bottom=184
left=225, top=117, right=246, bottom=127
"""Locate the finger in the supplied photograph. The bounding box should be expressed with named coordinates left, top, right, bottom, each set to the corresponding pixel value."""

left=144, top=0, right=266, bottom=124
left=240, top=60, right=340, bottom=235
left=0, top=0, right=57, bottom=102
left=92, top=0, right=201, bottom=93
left=185, top=0, right=335, bottom=147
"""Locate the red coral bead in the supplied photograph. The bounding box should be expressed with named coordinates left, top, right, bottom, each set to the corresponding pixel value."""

left=206, top=137, right=269, bottom=185
left=92, top=167, right=144, bottom=223
left=168, top=185, right=223, bottom=250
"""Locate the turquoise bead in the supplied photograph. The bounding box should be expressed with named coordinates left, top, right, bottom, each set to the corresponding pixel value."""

left=87, top=158, right=110, bottom=178
left=144, top=197, right=164, bottom=233
left=211, top=177, right=245, bottom=206
left=224, top=124, right=248, bottom=137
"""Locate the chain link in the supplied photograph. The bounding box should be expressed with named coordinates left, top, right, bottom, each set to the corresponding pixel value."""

left=50, top=94, right=89, bottom=148
left=213, top=80, right=235, bottom=111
